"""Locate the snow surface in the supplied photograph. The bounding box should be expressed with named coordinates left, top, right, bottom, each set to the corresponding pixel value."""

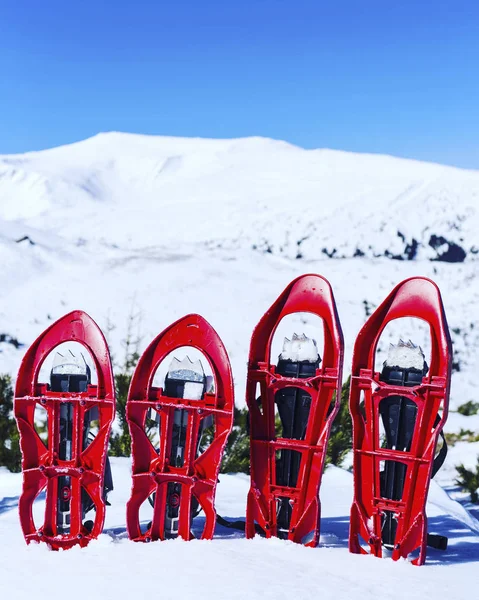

left=0, top=459, right=478, bottom=600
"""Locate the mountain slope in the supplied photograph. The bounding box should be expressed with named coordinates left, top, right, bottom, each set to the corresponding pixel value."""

left=1, top=132, right=478, bottom=261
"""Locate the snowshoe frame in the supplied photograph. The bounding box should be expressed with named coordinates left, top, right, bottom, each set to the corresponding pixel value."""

left=246, top=274, right=344, bottom=546
left=126, top=314, right=234, bottom=541
left=349, top=277, right=452, bottom=565
left=14, top=311, right=115, bottom=549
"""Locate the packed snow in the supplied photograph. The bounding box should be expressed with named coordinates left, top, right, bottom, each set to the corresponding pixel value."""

left=1, top=459, right=478, bottom=599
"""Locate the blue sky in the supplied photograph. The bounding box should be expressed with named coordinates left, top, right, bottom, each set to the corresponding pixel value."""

left=1, top=1, right=478, bottom=167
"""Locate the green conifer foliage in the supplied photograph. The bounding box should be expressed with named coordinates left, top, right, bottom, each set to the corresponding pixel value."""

left=0, top=374, right=22, bottom=472
left=456, top=458, right=479, bottom=503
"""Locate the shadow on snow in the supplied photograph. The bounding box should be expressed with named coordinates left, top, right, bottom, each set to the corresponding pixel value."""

left=320, top=514, right=479, bottom=566
left=0, top=491, right=46, bottom=516
left=0, top=495, right=19, bottom=515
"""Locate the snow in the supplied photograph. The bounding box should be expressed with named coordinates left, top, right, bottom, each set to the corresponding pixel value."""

left=1, top=460, right=478, bottom=600
left=1, top=132, right=479, bottom=595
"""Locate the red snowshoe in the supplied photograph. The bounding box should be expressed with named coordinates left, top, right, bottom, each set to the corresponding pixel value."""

left=126, top=314, right=234, bottom=542
left=246, top=274, right=344, bottom=546
left=349, top=277, right=452, bottom=565
left=14, top=311, right=115, bottom=549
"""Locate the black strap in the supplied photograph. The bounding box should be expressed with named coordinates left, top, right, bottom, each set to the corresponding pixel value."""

left=427, top=415, right=448, bottom=551
left=216, top=515, right=246, bottom=532
left=427, top=533, right=448, bottom=550
left=431, top=413, right=448, bottom=479
left=216, top=515, right=265, bottom=535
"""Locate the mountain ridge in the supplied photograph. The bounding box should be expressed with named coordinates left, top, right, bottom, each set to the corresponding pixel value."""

left=2, top=131, right=478, bottom=174
left=0, top=131, right=478, bottom=263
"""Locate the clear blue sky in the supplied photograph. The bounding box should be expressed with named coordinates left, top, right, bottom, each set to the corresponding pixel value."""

left=1, top=0, right=478, bottom=167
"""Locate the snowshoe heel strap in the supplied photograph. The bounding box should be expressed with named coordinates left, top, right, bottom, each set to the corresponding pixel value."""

left=431, top=429, right=448, bottom=479
left=427, top=533, right=448, bottom=551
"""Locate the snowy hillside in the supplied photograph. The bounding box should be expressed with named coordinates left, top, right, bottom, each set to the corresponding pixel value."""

left=1, top=132, right=479, bottom=261
left=1, top=133, right=479, bottom=387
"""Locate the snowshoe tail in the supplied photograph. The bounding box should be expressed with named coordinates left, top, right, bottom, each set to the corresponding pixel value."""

left=348, top=277, right=452, bottom=565
left=126, top=314, right=234, bottom=542
left=245, top=274, right=344, bottom=546
left=14, top=311, right=115, bottom=550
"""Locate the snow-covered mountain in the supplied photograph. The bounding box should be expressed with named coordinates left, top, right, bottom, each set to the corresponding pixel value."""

left=1, top=132, right=479, bottom=261
left=0, top=132, right=478, bottom=422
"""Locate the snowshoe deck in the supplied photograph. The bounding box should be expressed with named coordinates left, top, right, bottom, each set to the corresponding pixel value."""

left=245, top=274, right=344, bottom=546
left=14, top=311, right=115, bottom=549
left=349, top=277, right=452, bottom=565
left=126, top=314, right=234, bottom=542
